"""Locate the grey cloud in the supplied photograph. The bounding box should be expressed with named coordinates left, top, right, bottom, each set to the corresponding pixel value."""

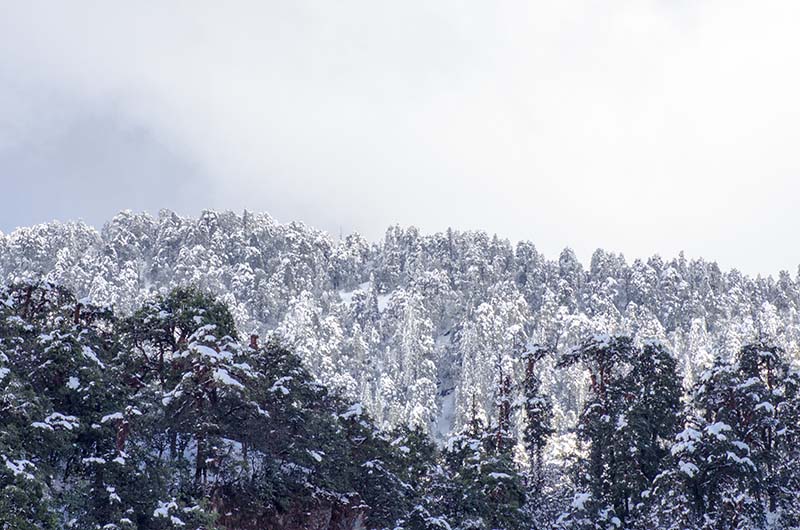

left=0, top=102, right=212, bottom=231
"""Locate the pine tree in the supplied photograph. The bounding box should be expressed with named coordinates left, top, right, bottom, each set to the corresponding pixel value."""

left=0, top=347, right=58, bottom=530
left=614, top=340, right=682, bottom=525
left=556, top=335, right=681, bottom=529
left=520, top=343, right=554, bottom=495
left=444, top=392, right=529, bottom=530
left=651, top=353, right=771, bottom=529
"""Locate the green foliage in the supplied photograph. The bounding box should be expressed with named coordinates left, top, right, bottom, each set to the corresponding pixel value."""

left=8, top=280, right=799, bottom=530
left=0, top=282, right=443, bottom=530
left=557, top=335, right=682, bottom=529
left=521, top=344, right=554, bottom=493
left=649, top=342, right=800, bottom=529
left=442, top=417, right=530, bottom=530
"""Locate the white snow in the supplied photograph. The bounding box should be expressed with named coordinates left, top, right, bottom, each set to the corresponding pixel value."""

left=153, top=501, right=178, bottom=519
left=731, top=440, right=750, bottom=454
left=5, top=315, right=27, bottom=326
left=571, top=492, right=591, bottom=510
left=213, top=368, right=244, bottom=389
left=338, top=281, right=371, bottom=305
left=737, top=377, right=760, bottom=389
left=755, top=401, right=775, bottom=413
left=191, top=343, right=232, bottom=361
left=66, top=376, right=80, bottom=390
left=672, top=426, right=702, bottom=455
left=269, top=376, right=293, bottom=395
left=337, top=282, right=392, bottom=312
left=32, top=412, right=79, bottom=431
left=101, top=412, right=124, bottom=423
left=434, top=385, right=456, bottom=443
left=679, top=461, right=699, bottom=477
left=340, top=403, right=363, bottom=419
left=591, top=333, right=611, bottom=347
left=706, top=422, right=731, bottom=440
left=3, top=457, right=35, bottom=480
left=253, top=403, right=270, bottom=418
left=726, top=451, right=756, bottom=468
left=81, top=345, right=105, bottom=368
left=377, top=293, right=391, bottom=312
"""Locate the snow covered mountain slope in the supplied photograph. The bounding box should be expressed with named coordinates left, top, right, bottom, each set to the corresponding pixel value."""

left=2, top=209, right=798, bottom=437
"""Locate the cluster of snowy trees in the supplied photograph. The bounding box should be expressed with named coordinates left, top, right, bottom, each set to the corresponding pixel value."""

left=3, top=210, right=800, bottom=528
left=0, top=282, right=446, bottom=530
left=3, top=282, right=799, bottom=529
left=2, top=209, right=798, bottom=442
left=556, top=336, right=800, bottom=529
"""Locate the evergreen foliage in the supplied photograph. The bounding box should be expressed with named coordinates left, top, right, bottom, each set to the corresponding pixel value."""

left=3, top=210, right=800, bottom=529
left=556, top=335, right=682, bottom=529
left=0, top=283, right=444, bottom=530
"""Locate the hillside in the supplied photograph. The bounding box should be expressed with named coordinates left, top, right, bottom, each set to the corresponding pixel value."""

left=2, top=209, right=798, bottom=440
left=4, top=210, right=800, bottom=529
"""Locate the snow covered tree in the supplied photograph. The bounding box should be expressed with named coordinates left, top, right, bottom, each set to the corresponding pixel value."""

left=443, top=397, right=529, bottom=530
left=6, top=209, right=800, bottom=529
left=556, top=335, right=630, bottom=528
left=648, top=342, right=800, bottom=530
left=5, top=209, right=800, bottom=453
left=0, top=281, right=138, bottom=530
left=735, top=342, right=800, bottom=525
left=650, top=366, right=763, bottom=529
left=521, top=344, right=554, bottom=495
left=613, top=340, right=682, bottom=525
left=557, top=335, right=681, bottom=529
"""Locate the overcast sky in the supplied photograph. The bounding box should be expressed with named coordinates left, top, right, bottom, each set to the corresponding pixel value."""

left=1, top=2, right=799, bottom=276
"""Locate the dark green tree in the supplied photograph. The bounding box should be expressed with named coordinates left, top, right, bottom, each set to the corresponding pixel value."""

left=444, top=393, right=529, bottom=530
left=557, top=336, right=682, bottom=529
left=521, top=344, right=554, bottom=493
left=613, top=340, right=682, bottom=524
left=650, top=342, right=800, bottom=529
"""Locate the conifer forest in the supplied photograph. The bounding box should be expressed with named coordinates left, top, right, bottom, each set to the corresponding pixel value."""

left=2, top=210, right=800, bottom=530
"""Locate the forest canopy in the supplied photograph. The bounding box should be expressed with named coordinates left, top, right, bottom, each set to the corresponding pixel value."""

left=2, top=281, right=799, bottom=529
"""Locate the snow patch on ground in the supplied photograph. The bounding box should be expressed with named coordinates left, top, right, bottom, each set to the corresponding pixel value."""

left=376, top=293, right=391, bottom=312
left=338, top=281, right=371, bottom=305
left=338, top=281, right=392, bottom=312
left=435, top=386, right=456, bottom=443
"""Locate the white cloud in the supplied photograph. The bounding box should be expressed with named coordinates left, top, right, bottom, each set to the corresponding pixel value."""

left=1, top=1, right=798, bottom=275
